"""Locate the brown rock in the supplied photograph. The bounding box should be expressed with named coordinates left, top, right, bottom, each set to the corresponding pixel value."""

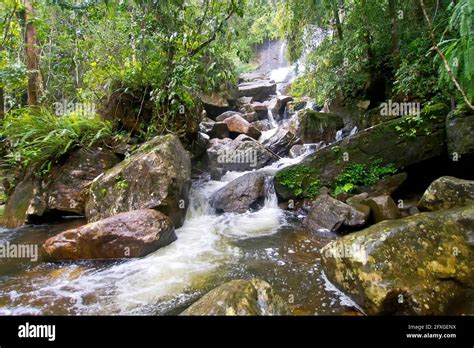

left=223, top=115, right=262, bottom=140
left=42, top=209, right=176, bottom=261
left=364, top=195, right=401, bottom=223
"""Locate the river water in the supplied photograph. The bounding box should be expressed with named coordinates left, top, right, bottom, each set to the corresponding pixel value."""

left=0, top=153, right=361, bottom=315
left=0, top=41, right=362, bottom=316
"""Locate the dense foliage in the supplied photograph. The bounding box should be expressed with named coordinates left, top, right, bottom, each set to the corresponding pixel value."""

left=280, top=0, right=474, bottom=108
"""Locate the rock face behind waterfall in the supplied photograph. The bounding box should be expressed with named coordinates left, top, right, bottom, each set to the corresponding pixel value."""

left=321, top=205, right=474, bottom=315
left=2, top=148, right=120, bottom=228
left=211, top=172, right=267, bottom=213
left=86, top=135, right=191, bottom=228
left=181, top=279, right=289, bottom=315
left=42, top=209, right=176, bottom=261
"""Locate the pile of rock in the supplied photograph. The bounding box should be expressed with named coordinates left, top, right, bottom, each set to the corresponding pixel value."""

left=3, top=135, right=191, bottom=262
left=318, top=176, right=474, bottom=315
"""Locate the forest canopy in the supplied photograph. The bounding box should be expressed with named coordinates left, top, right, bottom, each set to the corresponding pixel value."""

left=0, top=0, right=473, bottom=172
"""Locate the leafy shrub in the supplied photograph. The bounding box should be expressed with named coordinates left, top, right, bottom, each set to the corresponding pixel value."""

left=334, top=160, right=398, bottom=194
left=394, top=103, right=449, bottom=138
left=0, top=107, right=113, bottom=175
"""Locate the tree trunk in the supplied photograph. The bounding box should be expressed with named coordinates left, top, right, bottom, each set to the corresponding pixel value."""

left=389, top=0, right=400, bottom=69
left=333, top=5, right=343, bottom=41
left=24, top=0, right=42, bottom=106
left=0, top=87, right=4, bottom=119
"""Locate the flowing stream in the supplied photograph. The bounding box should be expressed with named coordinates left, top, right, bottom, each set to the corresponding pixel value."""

left=0, top=41, right=361, bottom=316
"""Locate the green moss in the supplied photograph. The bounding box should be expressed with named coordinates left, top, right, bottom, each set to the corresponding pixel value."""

left=114, top=175, right=129, bottom=190
left=274, top=164, right=320, bottom=198
left=333, top=160, right=397, bottom=194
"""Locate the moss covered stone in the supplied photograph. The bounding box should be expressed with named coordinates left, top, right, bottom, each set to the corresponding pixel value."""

left=274, top=107, right=447, bottom=200
left=289, top=109, right=344, bottom=144
left=86, top=135, right=191, bottom=228
left=419, top=176, right=474, bottom=211
left=321, top=204, right=474, bottom=315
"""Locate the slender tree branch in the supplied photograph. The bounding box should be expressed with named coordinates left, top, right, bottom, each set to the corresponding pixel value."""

left=188, top=0, right=236, bottom=57
left=419, top=0, right=474, bottom=110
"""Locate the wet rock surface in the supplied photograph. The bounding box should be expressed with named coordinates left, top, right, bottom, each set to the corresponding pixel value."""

left=181, top=278, right=289, bottom=315
left=42, top=209, right=176, bottom=261
left=321, top=205, right=474, bottom=315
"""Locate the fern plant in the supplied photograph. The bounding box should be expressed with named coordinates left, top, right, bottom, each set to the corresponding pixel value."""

left=0, top=107, right=113, bottom=175
left=437, top=0, right=474, bottom=101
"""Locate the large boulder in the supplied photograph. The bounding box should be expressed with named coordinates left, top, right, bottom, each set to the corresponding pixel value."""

left=198, top=92, right=230, bottom=120
left=216, top=111, right=244, bottom=122
left=289, top=109, right=344, bottom=144
left=304, top=194, right=368, bottom=233
left=419, top=176, right=474, bottom=211
left=181, top=279, right=289, bottom=315
left=250, top=101, right=269, bottom=120
left=239, top=72, right=269, bottom=83
left=206, top=135, right=279, bottom=179
left=42, top=209, right=176, bottom=261
left=364, top=195, right=401, bottom=223
left=321, top=205, right=474, bottom=315
left=2, top=148, right=120, bottom=228
left=198, top=84, right=238, bottom=119
left=275, top=104, right=449, bottom=200
left=238, top=80, right=277, bottom=102
left=86, top=135, right=191, bottom=228
left=211, top=172, right=267, bottom=213
left=261, top=127, right=300, bottom=158
left=223, top=114, right=261, bottom=140
left=199, top=121, right=230, bottom=139
left=358, top=172, right=407, bottom=197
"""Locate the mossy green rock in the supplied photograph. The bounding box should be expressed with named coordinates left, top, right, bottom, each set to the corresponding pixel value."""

left=86, top=135, right=191, bottom=228
left=446, top=106, right=474, bottom=156
left=419, top=176, right=474, bottom=211
left=181, top=279, right=289, bottom=316
left=321, top=205, right=474, bottom=315
left=275, top=106, right=447, bottom=200
left=289, top=109, right=344, bottom=144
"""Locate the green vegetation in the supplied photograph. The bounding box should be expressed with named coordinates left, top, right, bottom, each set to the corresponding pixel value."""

left=0, top=0, right=279, bottom=137
left=334, top=160, right=398, bottom=195
left=393, top=103, right=449, bottom=138
left=274, top=165, right=320, bottom=198
left=0, top=107, right=112, bottom=174
left=281, top=0, right=474, bottom=110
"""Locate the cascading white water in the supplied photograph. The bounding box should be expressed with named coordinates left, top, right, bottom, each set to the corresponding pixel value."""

left=0, top=38, right=361, bottom=316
